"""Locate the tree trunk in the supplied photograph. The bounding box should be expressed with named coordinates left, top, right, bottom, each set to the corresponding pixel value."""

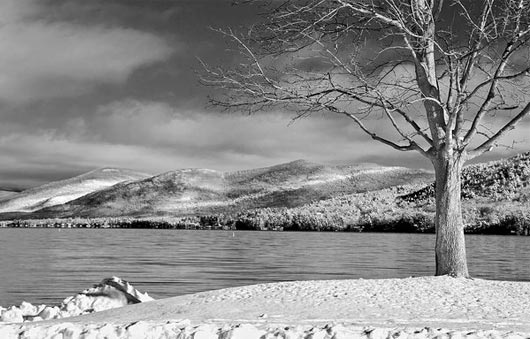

left=433, top=152, right=469, bottom=277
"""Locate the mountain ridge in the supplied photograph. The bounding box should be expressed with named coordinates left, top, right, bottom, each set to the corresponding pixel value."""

left=2, top=153, right=529, bottom=235
left=21, top=160, right=433, bottom=219
left=0, top=189, right=19, bottom=201
left=0, top=168, right=151, bottom=213
left=400, top=151, right=530, bottom=203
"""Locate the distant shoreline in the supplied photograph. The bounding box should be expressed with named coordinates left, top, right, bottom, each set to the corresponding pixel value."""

left=2, top=152, right=530, bottom=237
left=0, top=216, right=528, bottom=236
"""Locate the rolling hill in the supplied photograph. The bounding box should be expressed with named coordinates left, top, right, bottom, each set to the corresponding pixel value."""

left=0, top=168, right=151, bottom=213
left=400, top=152, right=530, bottom=203
left=30, top=160, right=433, bottom=218
left=3, top=154, right=530, bottom=234
left=0, top=189, right=19, bottom=201
left=222, top=152, right=530, bottom=233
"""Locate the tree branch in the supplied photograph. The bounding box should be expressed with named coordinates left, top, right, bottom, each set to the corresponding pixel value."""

left=468, top=102, right=530, bottom=159
left=324, top=104, right=432, bottom=158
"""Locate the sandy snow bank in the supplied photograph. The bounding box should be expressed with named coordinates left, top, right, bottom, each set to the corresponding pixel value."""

left=2, top=276, right=530, bottom=338
left=0, top=277, right=152, bottom=323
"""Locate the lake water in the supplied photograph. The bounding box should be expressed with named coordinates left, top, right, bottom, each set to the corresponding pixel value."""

left=0, top=229, right=529, bottom=307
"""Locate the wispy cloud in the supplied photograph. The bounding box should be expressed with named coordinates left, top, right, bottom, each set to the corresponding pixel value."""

left=1, top=96, right=529, bottom=188
left=0, top=0, right=527, bottom=189
left=0, top=0, right=174, bottom=103
left=0, top=98, right=391, bottom=187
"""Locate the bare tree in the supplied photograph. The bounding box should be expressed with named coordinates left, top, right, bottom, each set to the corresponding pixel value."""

left=201, top=0, right=530, bottom=277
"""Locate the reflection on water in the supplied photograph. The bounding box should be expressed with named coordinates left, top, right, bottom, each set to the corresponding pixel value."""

left=0, top=229, right=528, bottom=306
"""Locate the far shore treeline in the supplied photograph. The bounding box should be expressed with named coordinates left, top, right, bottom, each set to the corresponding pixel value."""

left=1, top=199, right=529, bottom=235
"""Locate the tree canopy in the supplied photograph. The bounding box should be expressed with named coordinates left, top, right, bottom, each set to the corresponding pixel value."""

left=201, top=0, right=530, bottom=277
left=202, top=0, right=530, bottom=162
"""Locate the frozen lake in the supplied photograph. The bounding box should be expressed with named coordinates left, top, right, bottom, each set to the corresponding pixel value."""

left=1, top=229, right=529, bottom=306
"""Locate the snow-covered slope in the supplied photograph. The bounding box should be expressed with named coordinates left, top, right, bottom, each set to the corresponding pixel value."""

left=0, top=168, right=151, bottom=213
left=0, top=190, right=18, bottom=201
left=33, top=161, right=432, bottom=218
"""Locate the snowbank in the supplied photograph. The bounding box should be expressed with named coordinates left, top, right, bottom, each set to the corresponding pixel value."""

left=0, top=277, right=152, bottom=323
left=2, top=276, right=530, bottom=338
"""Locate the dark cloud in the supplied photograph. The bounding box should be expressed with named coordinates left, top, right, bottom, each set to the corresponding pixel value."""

left=0, top=96, right=406, bottom=188
left=0, top=0, right=175, bottom=104
left=0, top=0, right=528, bottom=189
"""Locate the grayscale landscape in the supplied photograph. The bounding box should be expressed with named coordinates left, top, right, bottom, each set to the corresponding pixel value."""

left=1, top=0, right=530, bottom=338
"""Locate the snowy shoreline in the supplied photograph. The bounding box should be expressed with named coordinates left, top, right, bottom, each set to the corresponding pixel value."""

left=2, top=276, right=530, bottom=338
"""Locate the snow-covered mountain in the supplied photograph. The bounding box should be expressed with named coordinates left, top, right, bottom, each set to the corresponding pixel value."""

left=0, top=168, right=151, bottom=213
left=28, top=160, right=433, bottom=218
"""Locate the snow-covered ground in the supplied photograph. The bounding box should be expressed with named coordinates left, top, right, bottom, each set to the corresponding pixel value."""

left=2, top=276, right=530, bottom=338
left=0, top=277, right=152, bottom=323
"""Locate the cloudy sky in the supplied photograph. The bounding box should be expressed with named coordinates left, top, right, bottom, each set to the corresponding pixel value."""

left=0, top=0, right=528, bottom=189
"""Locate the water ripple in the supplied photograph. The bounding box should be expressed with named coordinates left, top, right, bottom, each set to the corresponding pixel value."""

left=0, top=229, right=529, bottom=306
